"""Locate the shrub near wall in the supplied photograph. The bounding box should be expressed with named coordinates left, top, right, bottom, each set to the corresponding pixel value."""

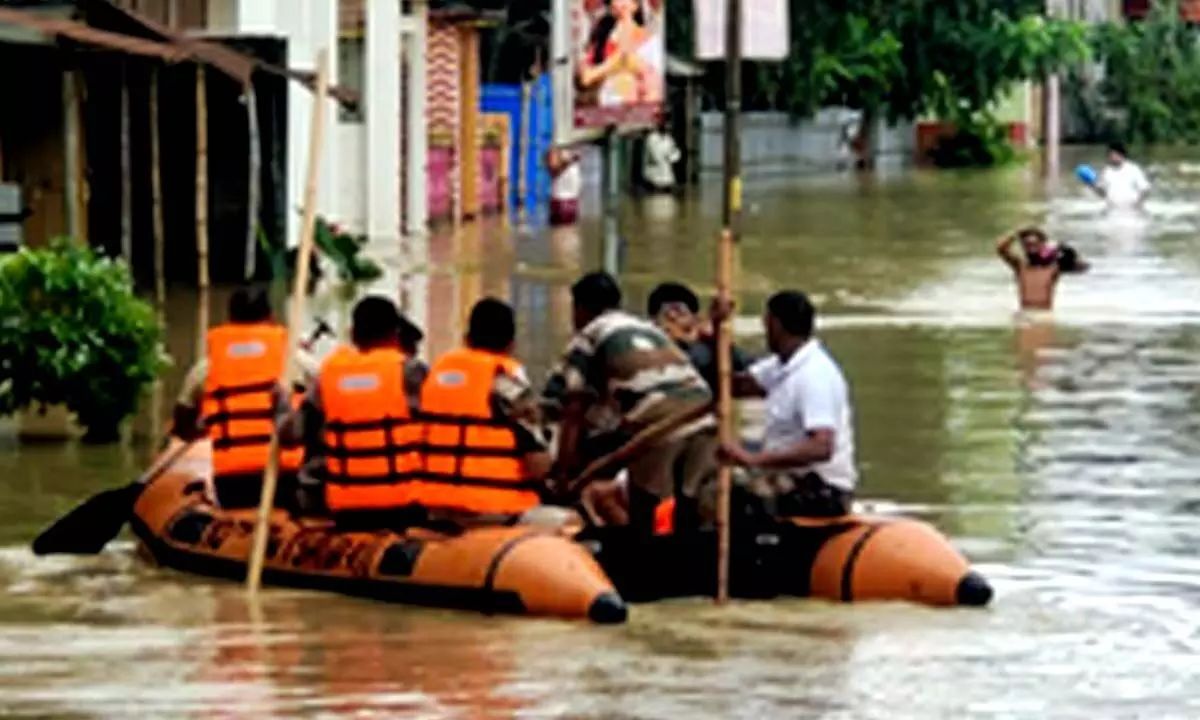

left=0, top=239, right=168, bottom=443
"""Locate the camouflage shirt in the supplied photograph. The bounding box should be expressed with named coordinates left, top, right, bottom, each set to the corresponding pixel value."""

left=547, top=309, right=715, bottom=439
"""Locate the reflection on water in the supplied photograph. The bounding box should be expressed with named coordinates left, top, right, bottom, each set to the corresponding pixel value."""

left=6, top=148, right=1200, bottom=716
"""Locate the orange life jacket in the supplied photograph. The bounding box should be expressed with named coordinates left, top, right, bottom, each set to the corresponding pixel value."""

left=413, top=347, right=542, bottom=515
left=319, top=344, right=422, bottom=512
left=654, top=497, right=675, bottom=535
left=202, top=323, right=303, bottom=476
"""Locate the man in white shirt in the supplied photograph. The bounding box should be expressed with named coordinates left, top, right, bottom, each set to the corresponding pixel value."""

left=719, top=290, right=857, bottom=518
left=642, top=118, right=681, bottom=193
left=1095, top=141, right=1150, bottom=209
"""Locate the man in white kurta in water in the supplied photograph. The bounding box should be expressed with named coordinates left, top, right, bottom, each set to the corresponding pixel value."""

left=1095, top=141, right=1151, bottom=209
left=719, top=290, right=858, bottom=518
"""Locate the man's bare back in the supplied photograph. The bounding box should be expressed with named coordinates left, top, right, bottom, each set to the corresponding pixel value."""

left=995, top=227, right=1088, bottom=311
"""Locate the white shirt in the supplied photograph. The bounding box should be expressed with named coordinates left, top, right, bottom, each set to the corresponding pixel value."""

left=551, top=162, right=582, bottom=201
left=748, top=339, right=858, bottom=492
left=1099, top=161, right=1150, bottom=207
left=643, top=130, right=681, bottom=190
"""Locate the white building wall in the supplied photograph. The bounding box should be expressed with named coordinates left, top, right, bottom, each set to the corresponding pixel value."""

left=206, top=0, right=428, bottom=338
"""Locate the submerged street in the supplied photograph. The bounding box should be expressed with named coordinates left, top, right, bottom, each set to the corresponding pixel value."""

left=4, top=148, right=1200, bottom=718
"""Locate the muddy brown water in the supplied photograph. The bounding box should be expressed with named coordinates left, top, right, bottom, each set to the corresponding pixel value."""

left=4, top=149, right=1200, bottom=718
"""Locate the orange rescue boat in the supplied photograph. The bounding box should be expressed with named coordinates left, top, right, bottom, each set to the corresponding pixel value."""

left=131, top=442, right=627, bottom=623
left=130, top=442, right=992, bottom=622
left=585, top=514, right=993, bottom=607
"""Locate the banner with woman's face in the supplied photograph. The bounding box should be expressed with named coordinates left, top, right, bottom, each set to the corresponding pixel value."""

left=571, top=0, right=665, bottom=132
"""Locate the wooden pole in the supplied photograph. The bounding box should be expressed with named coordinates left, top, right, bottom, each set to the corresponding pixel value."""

left=151, top=68, right=166, bottom=329
left=195, top=64, right=210, bottom=356
left=120, top=60, right=132, bottom=263
left=517, top=79, right=531, bottom=224
left=715, top=0, right=742, bottom=605
left=245, top=84, right=261, bottom=280
left=246, top=49, right=330, bottom=596
left=149, top=66, right=167, bottom=457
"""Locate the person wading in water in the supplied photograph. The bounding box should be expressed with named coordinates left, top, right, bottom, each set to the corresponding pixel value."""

left=995, top=226, right=1089, bottom=311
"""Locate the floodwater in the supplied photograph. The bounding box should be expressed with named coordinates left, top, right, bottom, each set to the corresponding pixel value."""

left=5, top=147, right=1200, bottom=718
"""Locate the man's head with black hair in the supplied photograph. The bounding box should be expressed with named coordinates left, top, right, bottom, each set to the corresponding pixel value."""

left=351, top=296, right=403, bottom=350
left=765, top=290, right=815, bottom=357
left=648, top=281, right=701, bottom=343
left=1107, top=140, right=1129, bottom=167
left=647, top=281, right=699, bottom=317
left=228, top=285, right=272, bottom=324
left=466, top=297, right=516, bottom=354
left=397, top=314, right=424, bottom=355
left=570, top=271, right=622, bottom=331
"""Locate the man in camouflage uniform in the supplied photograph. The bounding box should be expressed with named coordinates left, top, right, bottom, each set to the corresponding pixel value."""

left=546, top=271, right=719, bottom=535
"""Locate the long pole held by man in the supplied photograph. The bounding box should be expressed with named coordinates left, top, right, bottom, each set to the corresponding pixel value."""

left=715, top=0, right=742, bottom=605
left=246, top=49, right=331, bottom=596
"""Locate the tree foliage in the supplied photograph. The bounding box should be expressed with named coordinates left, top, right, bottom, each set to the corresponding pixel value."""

left=475, top=0, right=1090, bottom=125
left=687, top=0, right=1091, bottom=123
left=1087, top=1, right=1200, bottom=144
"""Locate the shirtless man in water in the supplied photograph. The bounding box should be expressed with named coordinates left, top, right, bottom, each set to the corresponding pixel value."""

left=996, top=227, right=1089, bottom=310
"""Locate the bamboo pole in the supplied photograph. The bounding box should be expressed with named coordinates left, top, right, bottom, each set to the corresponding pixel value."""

left=517, top=79, right=531, bottom=225
left=195, top=64, right=210, bottom=356
left=245, top=84, right=261, bottom=279
left=151, top=68, right=166, bottom=330
left=149, top=66, right=167, bottom=457
left=715, top=0, right=743, bottom=605
left=246, top=49, right=330, bottom=596
left=120, top=60, right=132, bottom=263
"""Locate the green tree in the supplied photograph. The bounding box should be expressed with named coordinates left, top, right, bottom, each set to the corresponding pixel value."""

left=475, top=0, right=1090, bottom=164
left=1088, top=0, right=1200, bottom=144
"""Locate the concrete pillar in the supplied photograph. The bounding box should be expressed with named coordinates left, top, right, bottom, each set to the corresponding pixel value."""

left=267, top=0, right=339, bottom=247
left=405, top=0, right=429, bottom=237
left=233, top=0, right=277, bottom=35
left=366, top=0, right=402, bottom=257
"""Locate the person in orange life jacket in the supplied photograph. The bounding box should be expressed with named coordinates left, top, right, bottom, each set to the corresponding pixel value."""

left=172, top=286, right=316, bottom=510
left=280, top=296, right=426, bottom=525
left=414, top=298, right=566, bottom=528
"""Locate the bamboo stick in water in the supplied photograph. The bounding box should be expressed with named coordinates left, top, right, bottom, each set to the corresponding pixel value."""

left=715, top=0, right=744, bottom=606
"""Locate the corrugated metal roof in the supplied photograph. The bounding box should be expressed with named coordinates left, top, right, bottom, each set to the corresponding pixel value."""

left=0, top=2, right=360, bottom=108
left=0, top=6, right=191, bottom=60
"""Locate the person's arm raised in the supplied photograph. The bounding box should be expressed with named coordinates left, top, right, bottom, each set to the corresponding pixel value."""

left=995, top=228, right=1026, bottom=271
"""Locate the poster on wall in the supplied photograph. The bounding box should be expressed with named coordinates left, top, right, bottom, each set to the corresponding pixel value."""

left=568, top=0, right=666, bottom=134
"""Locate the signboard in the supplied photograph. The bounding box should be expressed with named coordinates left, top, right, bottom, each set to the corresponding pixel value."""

left=694, top=0, right=790, bottom=61
left=552, top=0, right=667, bottom=142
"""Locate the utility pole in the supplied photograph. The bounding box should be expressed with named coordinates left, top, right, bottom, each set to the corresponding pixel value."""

left=601, top=130, right=621, bottom=274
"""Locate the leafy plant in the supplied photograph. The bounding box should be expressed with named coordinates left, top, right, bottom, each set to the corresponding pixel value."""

left=0, top=239, right=169, bottom=442
left=928, top=114, right=1019, bottom=168
left=256, top=217, right=383, bottom=299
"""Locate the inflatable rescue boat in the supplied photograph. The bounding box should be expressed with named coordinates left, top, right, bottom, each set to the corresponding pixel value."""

left=132, top=442, right=627, bottom=623
left=131, top=442, right=992, bottom=623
